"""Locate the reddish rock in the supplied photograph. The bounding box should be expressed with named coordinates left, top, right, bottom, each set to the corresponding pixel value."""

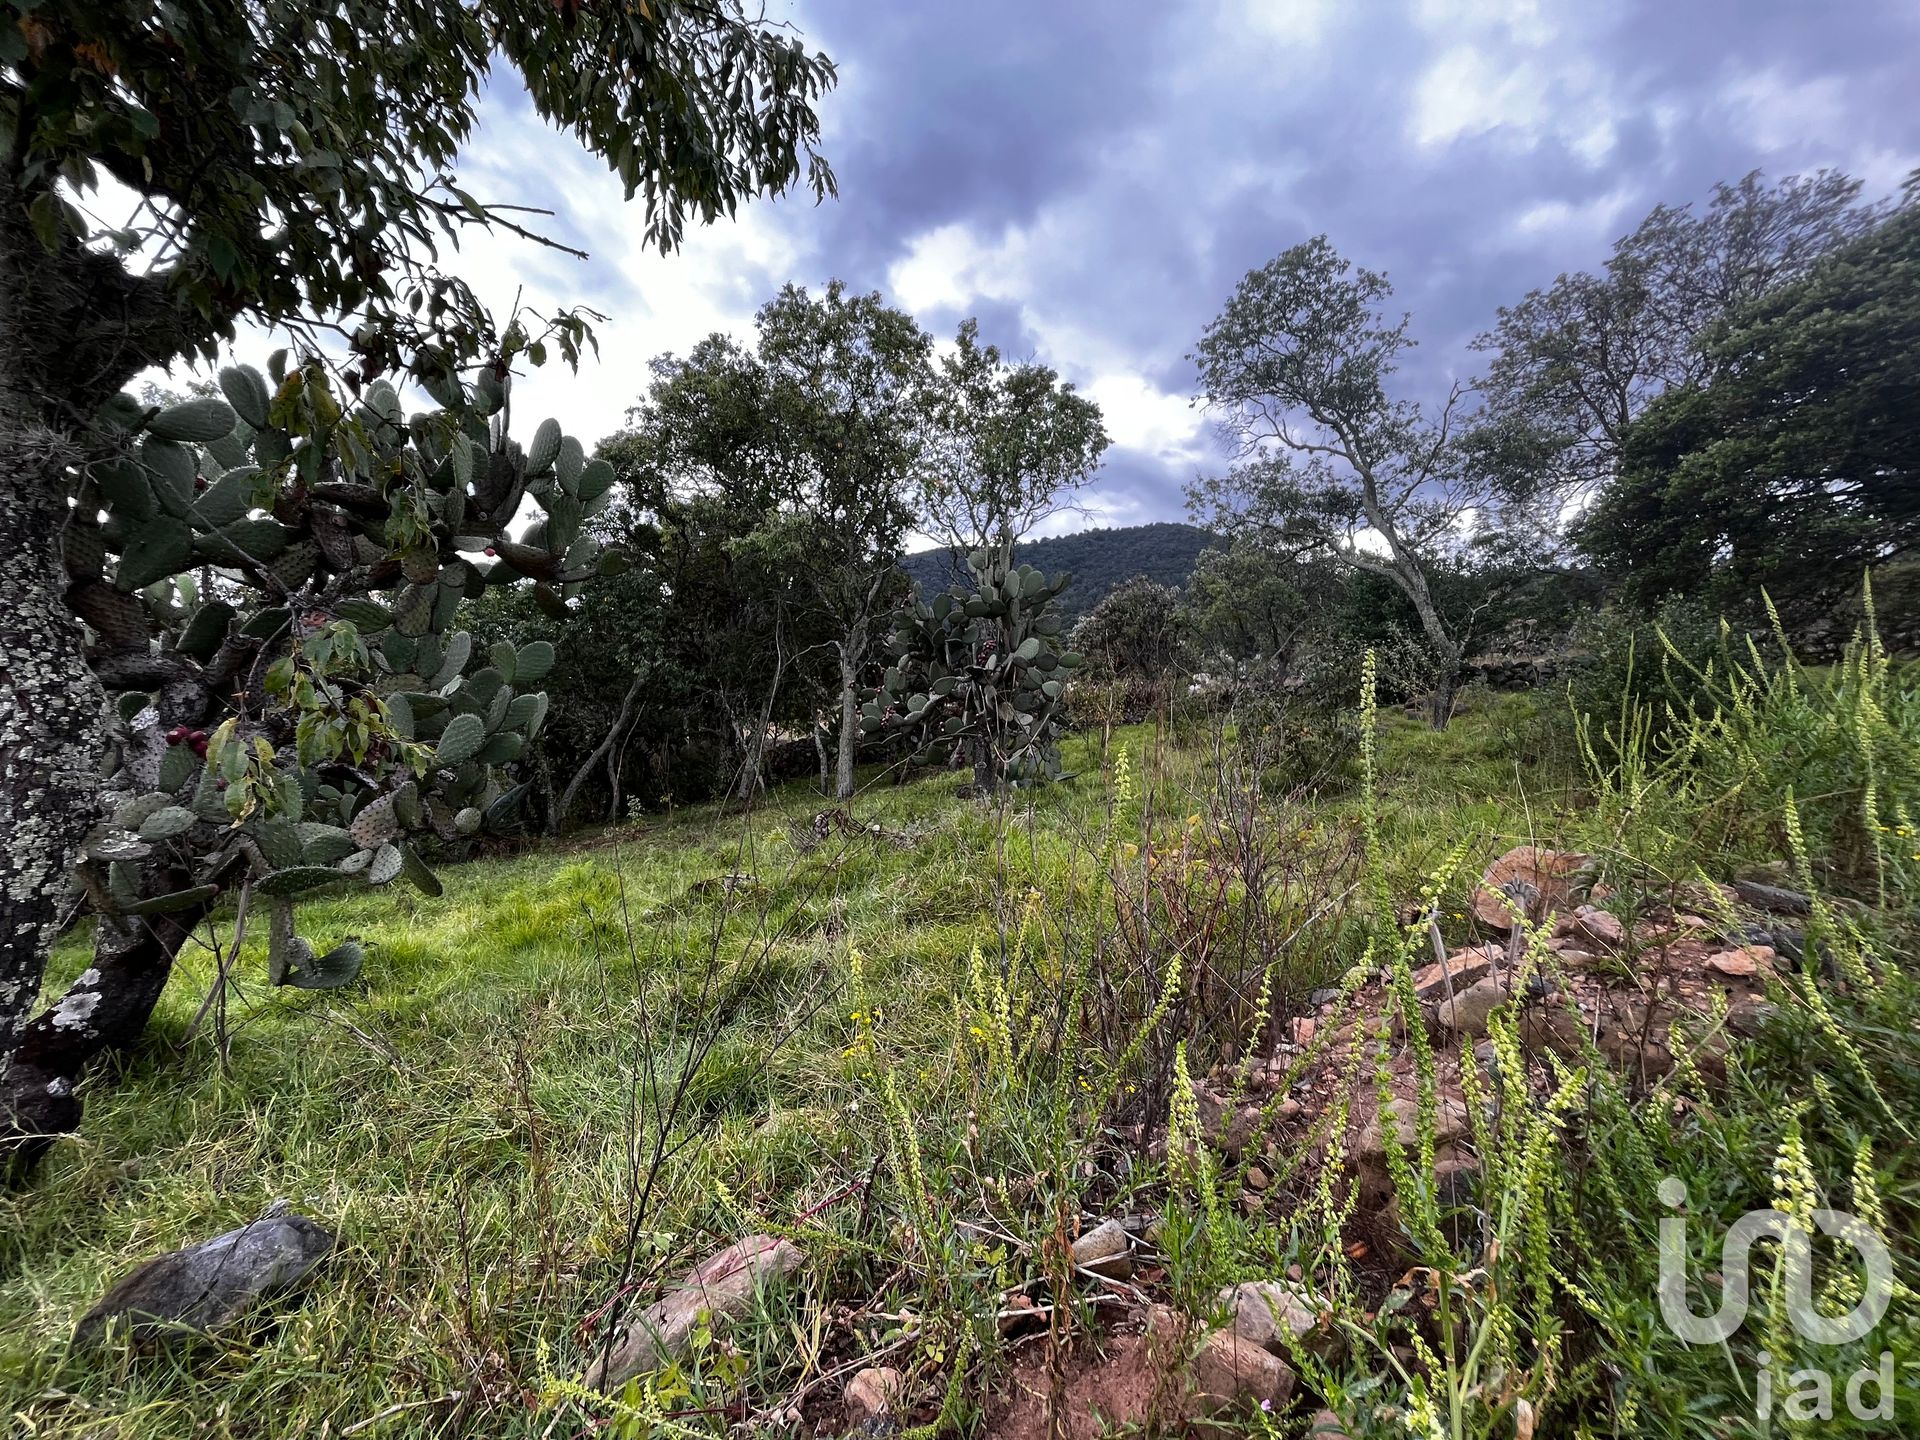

left=1473, top=847, right=1591, bottom=929
left=1705, top=945, right=1774, bottom=978
left=1570, top=905, right=1626, bottom=951
left=1188, top=1329, right=1295, bottom=1417
left=845, top=1366, right=905, bottom=1423
left=1412, top=944, right=1500, bottom=1001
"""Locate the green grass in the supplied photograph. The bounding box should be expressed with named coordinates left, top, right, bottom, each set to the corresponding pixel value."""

left=3, top=683, right=1914, bottom=1439
left=1, top=720, right=1229, bottom=1437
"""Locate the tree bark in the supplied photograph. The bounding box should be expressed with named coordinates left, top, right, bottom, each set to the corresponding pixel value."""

left=2, top=892, right=212, bottom=1181
left=0, top=430, right=104, bottom=1070
left=833, top=639, right=862, bottom=801
left=555, top=672, right=649, bottom=833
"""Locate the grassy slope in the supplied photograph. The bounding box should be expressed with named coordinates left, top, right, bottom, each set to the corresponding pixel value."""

left=30, top=684, right=1883, bottom=1437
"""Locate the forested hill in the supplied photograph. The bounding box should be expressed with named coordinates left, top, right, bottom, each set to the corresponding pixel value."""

left=900, top=522, right=1216, bottom=619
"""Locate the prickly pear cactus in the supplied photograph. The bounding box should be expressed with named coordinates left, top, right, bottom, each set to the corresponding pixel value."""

left=65, top=347, right=618, bottom=988
left=874, top=538, right=1082, bottom=791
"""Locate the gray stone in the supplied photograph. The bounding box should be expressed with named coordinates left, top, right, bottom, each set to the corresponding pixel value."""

left=1188, top=1328, right=1295, bottom=1417
left=1220, top=1279, right=1339, bottom=1362
left=586, top=1235, right=804, bottom=1391
left=1435, top=976, right=1508, bottom=1038
left=75, top=1209, right=333, bottom=1346
left=1070, top=1218, right=1133, bottom=1279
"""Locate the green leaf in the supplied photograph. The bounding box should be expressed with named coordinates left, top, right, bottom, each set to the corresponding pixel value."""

left=435, top=712, right=486, bottom=766
left=527, top=418, right=562, bottom=473
left=219, top=366, right=271, bottom=429
left=283, top=939, right=365, bottom=990
left=512, top=641, right=555, bottom=685
left=256, top=866, right=351, bottom=897
left=398, top=845, right=443, bottom=897
left=136, top=805, right=199, bottom=841
left=115, top=516, right=194, bottom=590
left=149, top=397, right=237, bottom=443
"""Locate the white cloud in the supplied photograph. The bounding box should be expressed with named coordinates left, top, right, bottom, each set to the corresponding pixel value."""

left=1405, top=2, right=1618, bottom=162
left=1410, top=44, right=1548, bottom=149
left=1719, top=68, right=1917, bottom=193
left=1502, top=186, right=1634, bottom=246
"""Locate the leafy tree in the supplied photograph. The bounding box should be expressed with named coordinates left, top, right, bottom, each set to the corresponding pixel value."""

left=1474, top=170, right=1882, bottom=510
left=597, top=339, right=833, bottom=804
left=1189, top=236, right=1481, bottom=727
left=755, top=283, right=936, bottom=799
left=1576, top=198, right=1920, bottom=623
left=5, top=356, right=608, bottom=1174
left=1177, top=539, right=1340, bottom=683
left=919, top=318, right=1109, bottom=550
left=1071, top=575, right=1184, bottom=688
left=1, top=1, right=836, bottom=1172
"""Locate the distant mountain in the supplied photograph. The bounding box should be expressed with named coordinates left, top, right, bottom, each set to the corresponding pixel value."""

left=900, top=522, right=1216, bottom=620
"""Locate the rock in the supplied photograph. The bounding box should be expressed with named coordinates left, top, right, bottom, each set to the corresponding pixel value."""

left=1433, top=1157, right=1481, bottom=1207
left=1729, top=878, right=1813, bottom=915
left=1355, top=1095, right=1471, bottom=1201
left=1307, top=1410, right=1357, bottom=1438
left=1358, top=1095, right=1469, bottom=1161
left=1309, top=987, right=1342, bottom=1008
left=1473, top=847, right=1591, bottom=929
left=1070, top=1218, right=1133, bottom=1279
left=1412, top=944, right=1499, bottom=1001
left=1570, top=906, right=1625, bottom=951
left=1705, top=945, right=1773, bottom=978
left=1194, top=1084, right=1259, bottom=1159
left=1220, top=1279, right=1338, bottom=1361
left=75, top=1208, right=333, bottom=1347
left=1382, top=1158, right=1483, bottom=1254
left=1188, top=1328, right=1295, bottom=1417
left=1591, top=997, right=1676, bottom=1078
left=1290, top=1015, right=1317, bottom=1046
left=1546, top=941, right=1603, bottom=968
left=1520, top=1006, right=1586, bottom=1062
left=586, top=1235, right=804, bottom=1390
left=1435, top=976, right=1508, bottom=1038
left=845, top=1366, right=906, bottom=1423
left=1727, top=999, right=1777, bottom=1037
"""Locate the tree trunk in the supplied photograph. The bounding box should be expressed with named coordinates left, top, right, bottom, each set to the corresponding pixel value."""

left=969, top=735, right=996, bottom=795
left=733, top=720, right=766, bottom=802
left=1428, top=666, right=1460, bottom=730
left=1384, top=556, right=1461, bottom=732
left=555, top=672, right=647, bottom=833
left=834, top=642, right=861, bottom=801
left=2, top=891, right=211, bottom=1181
left=0, top=175, right=225, bottom=1176
left=0, top=423, right=111, bottom=1161
left=813, top=720, right=830, bottom=796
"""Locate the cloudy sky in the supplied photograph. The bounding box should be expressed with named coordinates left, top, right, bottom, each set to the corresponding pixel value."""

left=441, top=0, right=1918, bottom=538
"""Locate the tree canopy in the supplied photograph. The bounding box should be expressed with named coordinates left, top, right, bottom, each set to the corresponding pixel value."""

left=919, top=318, right=1110, bottom=550
left=1577, top=197, right=1920, bottom=621
left=1474, top=171, right=1883, bottom=511
left=1190, top=235, right=1483, bottom=724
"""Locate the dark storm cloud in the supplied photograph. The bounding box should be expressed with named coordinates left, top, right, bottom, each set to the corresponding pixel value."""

left=772, top=0, right=1920, bottom=523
